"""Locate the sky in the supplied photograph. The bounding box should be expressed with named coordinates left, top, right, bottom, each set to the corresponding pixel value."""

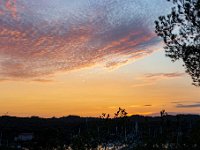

left=0, top=0, right=199, bottom=117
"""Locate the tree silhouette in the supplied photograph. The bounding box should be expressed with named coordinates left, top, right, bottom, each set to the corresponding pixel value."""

left=100, top=113, right=110, bottom=119
left=114, top=107, right=128, bottom=142
left=114, top=107, right=128, bottom=118
left=160, top=110, right=168, bottom=133
left=155, top=0, right=200, bottom=86
left=160, top=109, right=168, bottom=118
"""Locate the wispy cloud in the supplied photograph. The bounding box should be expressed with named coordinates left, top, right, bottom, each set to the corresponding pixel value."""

left=144, top=72, right=185, bottom=79
left=144, top=105, right=152, bottom=107
left=105, top=60, right=128, bottom=69
left=132, top=72, right=185, bottom=87
left=173, top=101, right=200, bottom=108
left=31, top=79, right=54, bottom=83
left=0, top=79, right=9, bottom=82
left=171, top=101, right=196, bottom=104
left=0, top=0, right=171, bottom=80
left=176, top=103, right=200, bottom=108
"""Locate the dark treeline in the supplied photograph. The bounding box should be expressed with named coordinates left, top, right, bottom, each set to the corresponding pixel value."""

left=0, top=111, right=200, bottom=150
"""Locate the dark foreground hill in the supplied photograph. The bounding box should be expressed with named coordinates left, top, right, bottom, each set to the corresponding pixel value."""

left=0, top=114, right=200, bottom=150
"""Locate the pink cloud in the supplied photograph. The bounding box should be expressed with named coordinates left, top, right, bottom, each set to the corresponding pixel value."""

left=0, top=0, right=18, bottom=19
left=144, top=73, right=185, bottom=79
left=132, top=72, right=185, bottom=87
left=0, top=1, right=162, bottom=80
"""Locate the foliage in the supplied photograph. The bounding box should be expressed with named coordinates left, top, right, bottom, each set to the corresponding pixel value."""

left=114, top=107, right=128, bottom=118
left=155, top=0, right=200, bottom=86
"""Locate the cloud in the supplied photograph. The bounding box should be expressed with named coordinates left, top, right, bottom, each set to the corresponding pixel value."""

left=171, top=101, right=196, bottom=104
left=176, top=103, right=200, bottom=108
left=144, top=105, right=152, bottom=107
left=0, top=0, right=18, bottom=19
left=0, top=0, right=170, bottom=80
left=31, top=79, right=54, bottom=83
left=144, top=72, right=185, bottom=79
left=105, top=60, right=128, bottom=69
left=0, top=78, right=9, bottom=82
left=172, top=101, right=200, bottom=108
left=132, top=72, right=185, bottom=87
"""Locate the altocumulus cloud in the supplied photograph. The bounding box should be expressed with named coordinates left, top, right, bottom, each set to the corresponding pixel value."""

left=0, top=0, right=171, bottom=80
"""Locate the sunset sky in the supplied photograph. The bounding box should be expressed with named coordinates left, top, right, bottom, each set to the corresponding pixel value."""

left=0, top=0, right=199, bottom=117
